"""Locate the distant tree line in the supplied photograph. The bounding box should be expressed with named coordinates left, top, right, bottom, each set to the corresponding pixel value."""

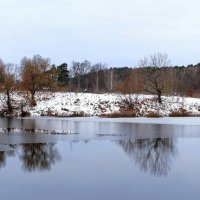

left=0, top=53, right=200, bottom=114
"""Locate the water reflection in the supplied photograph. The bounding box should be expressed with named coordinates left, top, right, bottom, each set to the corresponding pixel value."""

left=118, top=138, right=177, bottom=176
left=0, top=151, right=6, bottom=167
left=0, top=117, right=194, bottom=177
left=19, top=143, right=61, bottom=172
left=0, top=143, right=61, bottom=172
left=0, top=144, right=16, bottom=167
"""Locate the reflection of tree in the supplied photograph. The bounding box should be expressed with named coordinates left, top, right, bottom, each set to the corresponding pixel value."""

left=19, top=143, right=61, bottom=172
left=7, top=117, right=13, bottom=133
left=6, top=144, right=17, bottom=157
left=0, top=144, right=17, bottom=168
left=0, top=143, right=61, bottom=171
left=118, top=138, right=177, bottom=176
left=0, top=152, right=6, bottom=167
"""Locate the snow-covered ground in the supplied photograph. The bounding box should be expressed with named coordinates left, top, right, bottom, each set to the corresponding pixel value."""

left=1, top=92, right=200, bottom=117
left=29, top=92, right=121, bottom=116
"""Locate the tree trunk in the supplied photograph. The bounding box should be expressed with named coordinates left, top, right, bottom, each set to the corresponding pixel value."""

left=110, top=68, right=113, bottom=92
left=96, top=72, right=99, bottom=93
left=30, top=91, right=36, bottom=106
left=6, top=90, right=13, bottom=113
left=157, top=90, right=162, bottom=103
left=77, top=78, right=81, bottom=92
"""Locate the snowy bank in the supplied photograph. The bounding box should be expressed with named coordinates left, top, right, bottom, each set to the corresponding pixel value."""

left=1, top=92, right=200, bottom=117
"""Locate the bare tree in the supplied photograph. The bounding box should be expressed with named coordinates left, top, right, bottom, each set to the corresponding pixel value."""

left=138, top=53, right=170, bottom=103
left=3, top=64, right=17, bottom=114
left=70, top=60, right=91, bottom=91
left=21, top=55, right=51, bottom=106
left=0, top=60, right=17, bottom=114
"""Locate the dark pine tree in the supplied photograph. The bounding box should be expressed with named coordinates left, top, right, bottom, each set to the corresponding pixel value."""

left=57, top=63, right=69, bottom=86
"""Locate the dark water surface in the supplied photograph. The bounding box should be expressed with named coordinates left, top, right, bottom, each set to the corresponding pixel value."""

left=0, top=117, right=200, bottom=200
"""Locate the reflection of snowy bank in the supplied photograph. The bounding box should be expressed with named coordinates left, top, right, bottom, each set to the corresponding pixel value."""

left=0, top=128, right=77, bottom=135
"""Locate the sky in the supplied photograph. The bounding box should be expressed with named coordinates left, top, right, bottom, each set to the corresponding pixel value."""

left=0, top=0, right=200, bottom=67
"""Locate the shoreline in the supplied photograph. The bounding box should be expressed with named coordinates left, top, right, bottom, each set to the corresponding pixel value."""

left=18, top=116, right=200, bottom=126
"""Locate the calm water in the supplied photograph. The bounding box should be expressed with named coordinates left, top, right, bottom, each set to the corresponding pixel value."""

left=0, top=117, right=200, bottom=200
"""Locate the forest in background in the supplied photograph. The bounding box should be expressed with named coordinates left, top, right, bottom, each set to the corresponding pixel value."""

left=0, top=52, right=200, bottom=115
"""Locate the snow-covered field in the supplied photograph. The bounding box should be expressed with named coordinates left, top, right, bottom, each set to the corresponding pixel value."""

left=25, top=92, right=121, bottom=116
left=3, top=92, right=200, bottom=117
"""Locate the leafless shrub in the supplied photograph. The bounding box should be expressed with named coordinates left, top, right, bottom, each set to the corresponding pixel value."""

left=120, top=94, right=139, bottom=111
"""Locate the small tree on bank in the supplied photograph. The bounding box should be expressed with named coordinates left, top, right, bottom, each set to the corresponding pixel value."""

left=21, top=55, right=52, bottom=106
left=0, top=60, right=16, bottom=114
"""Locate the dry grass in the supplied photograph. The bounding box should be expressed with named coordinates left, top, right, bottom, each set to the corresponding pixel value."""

left=169, top=107, right=190, bottom=117
left=145, top=111, right=161, bottom=118
left=100, top=111, right=137, bottom=118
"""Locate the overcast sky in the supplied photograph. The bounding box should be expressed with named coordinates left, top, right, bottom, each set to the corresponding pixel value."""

left=0, top=0, right=200, bottom=67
